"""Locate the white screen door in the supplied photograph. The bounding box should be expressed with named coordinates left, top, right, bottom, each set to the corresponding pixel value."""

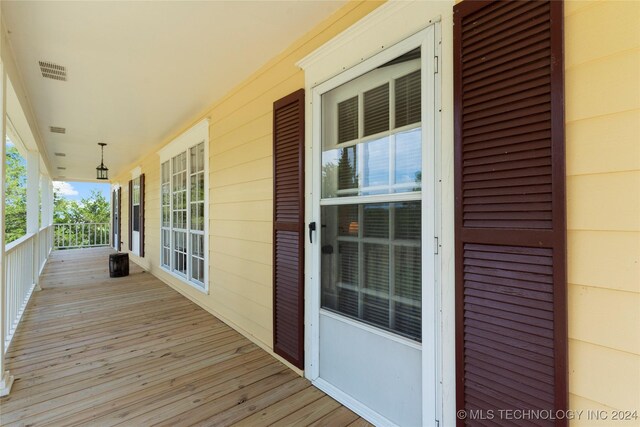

left=309, top=28, right=437, bottom=427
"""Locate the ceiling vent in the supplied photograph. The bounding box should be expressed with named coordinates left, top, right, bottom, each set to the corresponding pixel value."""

left=39, top=61, right=67, bottom=81
left=50, top=126, right=66, bottom=134
left=57, top=167, right=66, bottom=170
left=54, top=152, right=66, bottom=157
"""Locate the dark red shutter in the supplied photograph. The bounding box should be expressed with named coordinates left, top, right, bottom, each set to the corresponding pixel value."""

left=139, top=173, right=145, bottom=257
left=454, top=0, right=566, bottom=424
left=272, top=89, right=305, bottom=369
left=128, top=179, right=133, bottom=252
left=117, top=187, right=122, bottom=252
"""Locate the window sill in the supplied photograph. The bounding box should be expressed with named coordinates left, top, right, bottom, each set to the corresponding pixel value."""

left=160, top=265, right=209, bottom=295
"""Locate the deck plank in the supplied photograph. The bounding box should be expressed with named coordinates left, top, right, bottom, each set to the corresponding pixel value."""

left=0, top=247, right=365, bottom=426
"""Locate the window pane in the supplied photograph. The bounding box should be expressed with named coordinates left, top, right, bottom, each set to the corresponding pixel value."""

left=198, top=202, right=204, bottom=230
left=395, top=246, right=421, bottom=300
left=363, top=84, right=389, bottom=136
left=132, top=177, right=140, bottom=204
left=395, top=70, right=421, bottom=128
left=161, top=229, right=171, bottom=267
left=395, top=201, right=421, bottom=240
left=363, top=294, right=389, bottom=329
left=133, top=205, right=140, bottom=231
left=322, top=49, right=421, bottom=199
left=362, top=137, right=389, bottom=194
left=335, top=205, right=358, bottom=237
left=198, top=173, right=205, bottom=201
left=191, top=234, right=204, bottom=258
left=162, top=248, right=170, bottom=267
left=321, top=145, right=358, bottom=198
left=190, top=145, right=198, bottom=174
left=189, top=233, right=204, bottom=285
left=173, top=231, right=187, bottom=275
left=190, top=175, right=197, bottom=202
left=191, top=256, right=200, bottom=283
left=190, top=172, right=204, bottom=202
left=363, top=204, right=389, bottom=238
left=338, top=241, right=359, bottom=287
left=198, top=142, right=205, bottom=172
left=321, top=202, right=422, bottom=341
left=337, top=96, right=358, bottom=144
left=395, top=128, right=422, bottom=191
left=364, top=243, right=389, bottom=294
left=190, top=203, right=204, bottom=231
left=161, top=161, right=170, bottom=183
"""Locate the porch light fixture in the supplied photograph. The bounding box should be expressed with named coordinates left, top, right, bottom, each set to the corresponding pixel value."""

left=96, top=142, right=109, bottom=180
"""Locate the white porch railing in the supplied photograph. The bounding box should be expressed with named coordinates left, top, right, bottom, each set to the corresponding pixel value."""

left=38, top=224, right=53, bottom=274
left=3, top=225, right=53, bottom=352
left=53, top=223, right=111, bottom=249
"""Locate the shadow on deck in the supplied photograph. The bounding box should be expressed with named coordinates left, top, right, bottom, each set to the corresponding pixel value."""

left=0, top=247, right=370, bottom=426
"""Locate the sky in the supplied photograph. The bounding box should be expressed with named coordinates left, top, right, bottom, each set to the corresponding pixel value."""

left=53, top=181, right=111, bottom=201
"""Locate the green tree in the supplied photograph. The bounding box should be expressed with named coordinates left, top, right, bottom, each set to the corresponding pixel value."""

left=5, top=145, right=27, bottom=244
left=53, top=189, right=110, bottom=224
left=53, top=187, right=111, bottom=249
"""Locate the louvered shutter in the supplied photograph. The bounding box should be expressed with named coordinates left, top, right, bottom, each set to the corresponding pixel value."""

left=128, top=180, right=133, bottom=251
left=454, top=0, right=566, bottom=423
left=139, top=173, right=145, bottom=257
left=272, top=89, right=305, bottom=369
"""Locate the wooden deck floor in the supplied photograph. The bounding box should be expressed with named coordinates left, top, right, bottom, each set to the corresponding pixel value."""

left=0, top=247, right=368, bottom=427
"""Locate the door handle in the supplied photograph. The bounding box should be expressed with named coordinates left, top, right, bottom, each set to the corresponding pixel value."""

left=308, top=222, right=316, bottom=243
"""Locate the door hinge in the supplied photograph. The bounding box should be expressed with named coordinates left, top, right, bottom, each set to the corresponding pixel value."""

left=434, top=56, right=439, bottom=74
left=434, top=237, right=439, bottom=255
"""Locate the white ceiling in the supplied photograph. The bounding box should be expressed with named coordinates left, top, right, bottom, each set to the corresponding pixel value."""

left=2, top=0, right=345, bottom=181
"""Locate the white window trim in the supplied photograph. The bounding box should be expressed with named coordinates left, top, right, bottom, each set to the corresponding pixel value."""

left=130, top=166, right=142, bottom=179
left=300, top=2, right=452, bottom=422
left=158, top=119, right=210, bottom=294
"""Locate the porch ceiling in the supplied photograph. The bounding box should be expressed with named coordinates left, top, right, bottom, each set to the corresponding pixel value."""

left=1, top=1, right=346, bottom=182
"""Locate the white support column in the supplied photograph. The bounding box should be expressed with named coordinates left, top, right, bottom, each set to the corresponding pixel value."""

left=26, top=152, right=39, bottom=234
left=47, top=178, right=53, bottom=227
left=26, top=151, right=41, bottom=291
left=0, top=59, right=15, bottom=397
left=40, top=174, right=46, bottom=229
left=43, top=176, right=53, bottom=254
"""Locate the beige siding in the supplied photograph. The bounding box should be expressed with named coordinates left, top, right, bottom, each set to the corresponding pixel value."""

left=565, top=0, right=640, bottom=418
left=113, top=1, right=384, bottom=372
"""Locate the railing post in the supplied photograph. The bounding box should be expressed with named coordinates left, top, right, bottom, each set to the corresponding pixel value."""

left=0, top=56, right=15, bottom=397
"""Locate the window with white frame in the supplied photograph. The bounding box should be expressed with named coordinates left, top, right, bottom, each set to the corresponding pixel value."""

left=159, top=121, right=208, bottom=290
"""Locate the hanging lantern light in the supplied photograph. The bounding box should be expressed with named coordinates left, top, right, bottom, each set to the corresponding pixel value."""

left=96, top=142, right=109, bottom=180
